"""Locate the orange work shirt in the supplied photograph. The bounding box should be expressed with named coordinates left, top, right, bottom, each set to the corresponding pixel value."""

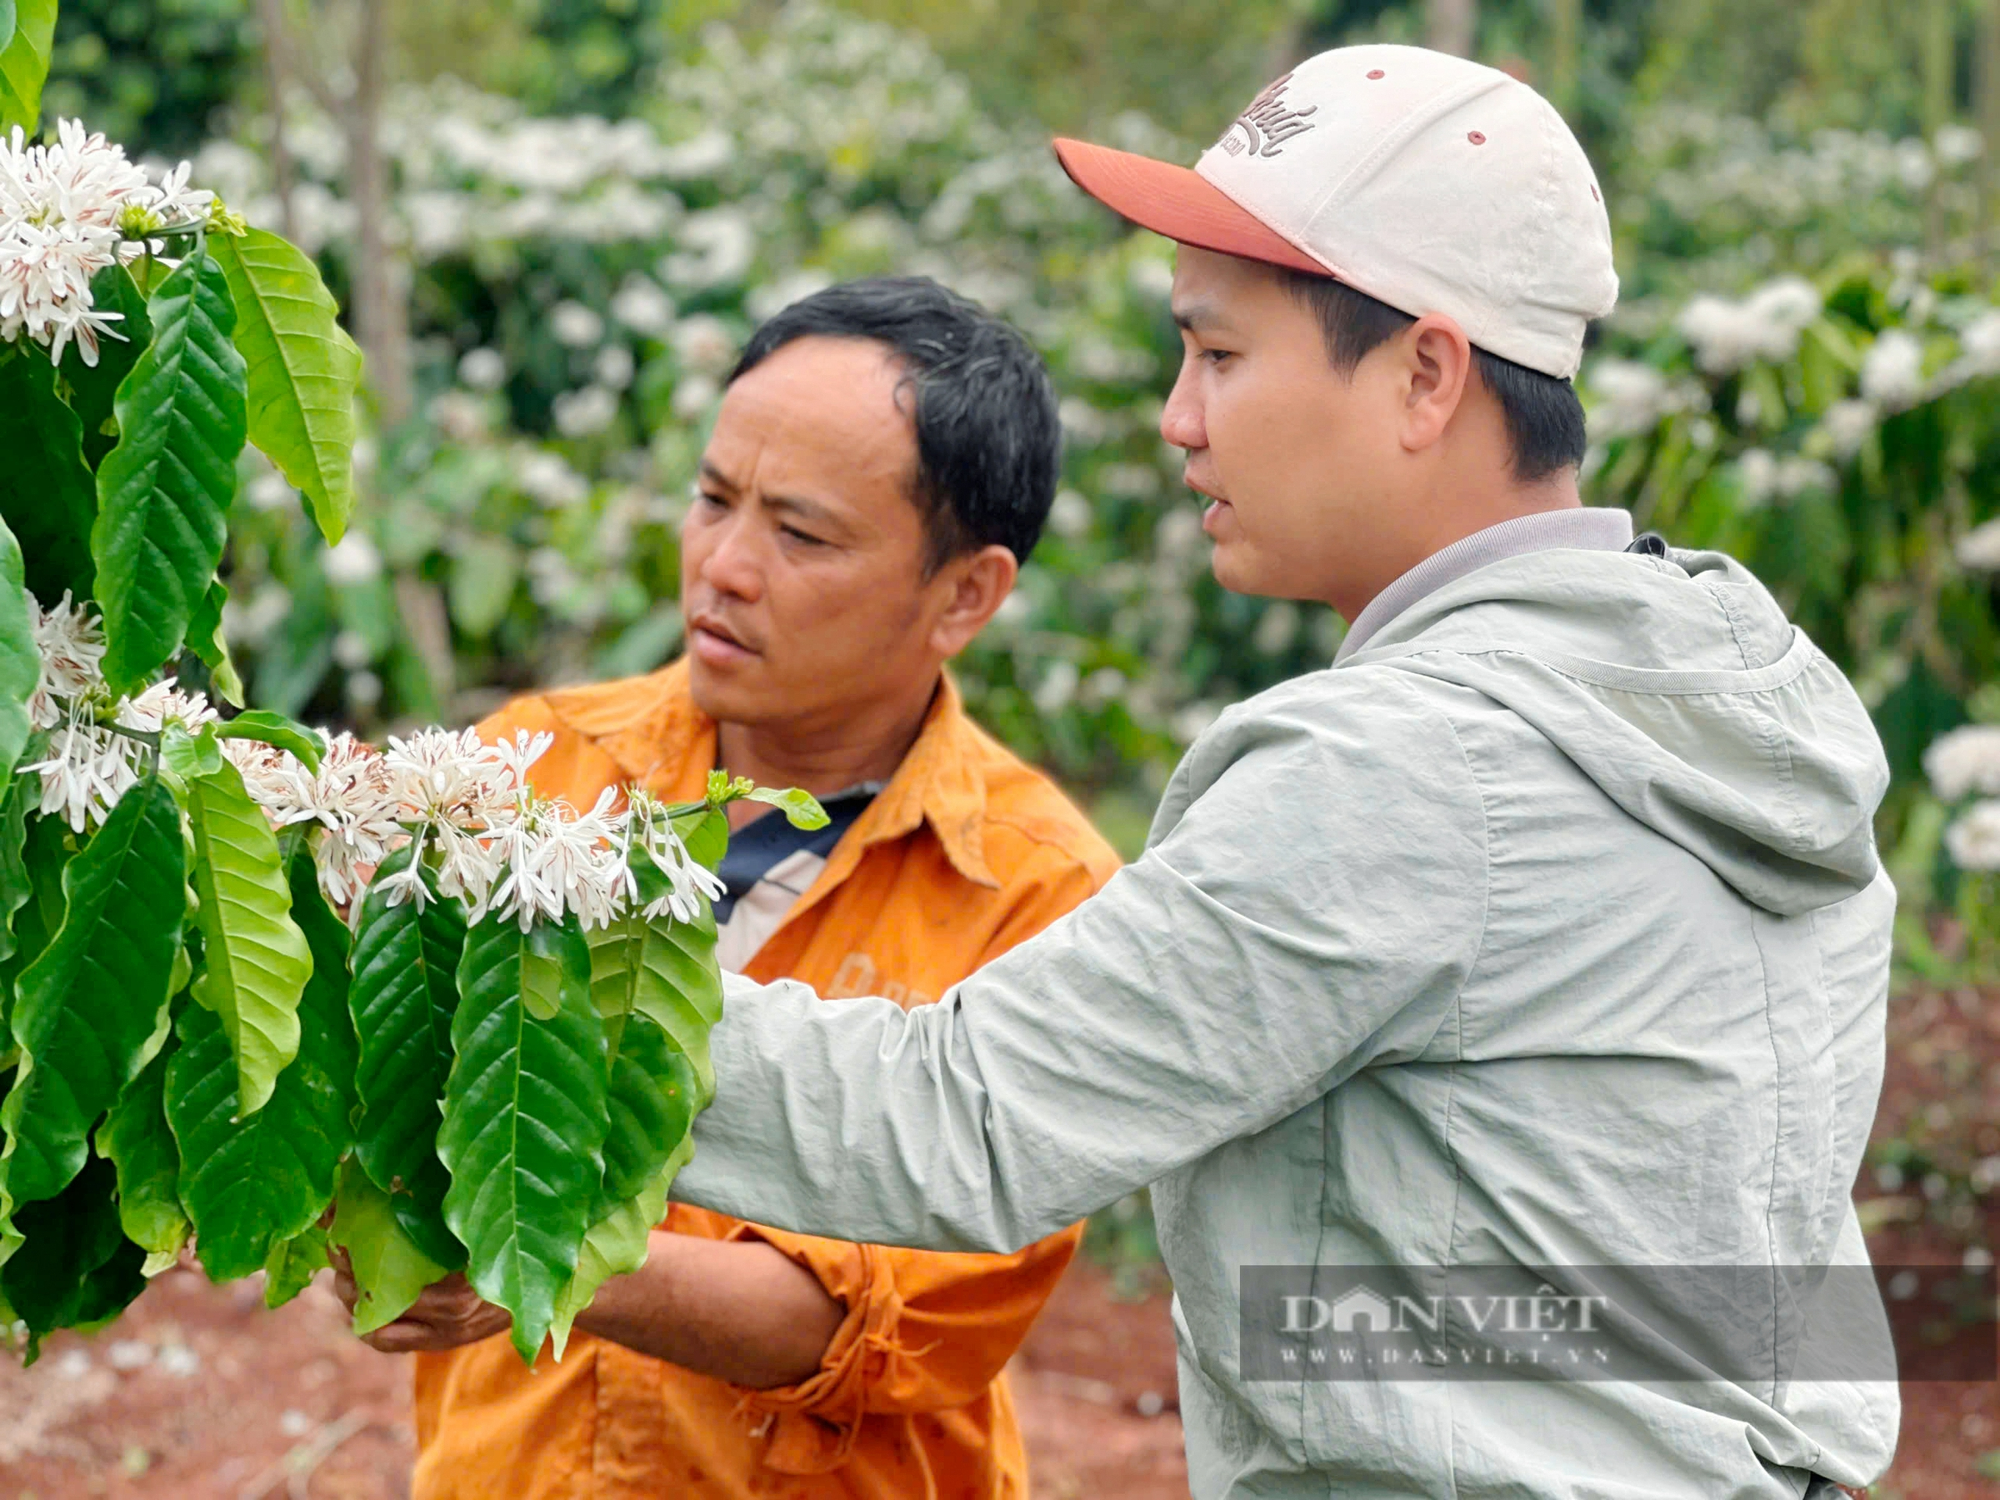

left=410, top=660, right=1122, bottom=1500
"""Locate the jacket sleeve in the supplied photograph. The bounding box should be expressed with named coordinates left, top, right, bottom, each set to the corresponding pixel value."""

left=719, top=856, right=1104, bottom=1472
left=673, top=672, right=1491, bottom=1253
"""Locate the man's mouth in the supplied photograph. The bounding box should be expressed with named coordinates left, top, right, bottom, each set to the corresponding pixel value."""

left=689, top=613, right=758, bottom=662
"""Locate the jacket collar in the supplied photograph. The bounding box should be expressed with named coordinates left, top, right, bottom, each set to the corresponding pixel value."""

left=539, top=658, right=1000, bottom=893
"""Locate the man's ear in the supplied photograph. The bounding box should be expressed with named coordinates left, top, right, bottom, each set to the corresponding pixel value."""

left=928, top=544, right=1019, bottom=657
left=1397, top=314, right=1474, bottom=456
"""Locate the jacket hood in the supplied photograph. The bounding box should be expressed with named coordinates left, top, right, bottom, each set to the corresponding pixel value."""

left=1340, top=545, right=1889, bottom=916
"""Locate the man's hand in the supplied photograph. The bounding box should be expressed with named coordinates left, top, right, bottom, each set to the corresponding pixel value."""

left=329, top=1247, right=511, bottom=1354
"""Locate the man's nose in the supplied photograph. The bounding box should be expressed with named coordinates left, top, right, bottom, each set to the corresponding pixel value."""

left=1160, top=356, right=1206, bottom=451
left=696, top=511, right=764, bottom=602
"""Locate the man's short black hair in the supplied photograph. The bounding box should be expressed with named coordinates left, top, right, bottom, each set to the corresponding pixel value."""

left=728, top=276, right=1061, bottom=575
left=1279, top=270, right=1587, bottom=483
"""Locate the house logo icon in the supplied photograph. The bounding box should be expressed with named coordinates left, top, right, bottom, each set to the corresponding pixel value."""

left=1329, top=1285, right=1395, bottom=1333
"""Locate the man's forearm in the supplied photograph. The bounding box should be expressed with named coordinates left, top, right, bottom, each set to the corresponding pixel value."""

left=573, top=1230, right=845, bottom=1389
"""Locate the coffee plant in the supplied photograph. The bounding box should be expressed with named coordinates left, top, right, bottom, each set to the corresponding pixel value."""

left=0, top=0, right=800, bottom=1366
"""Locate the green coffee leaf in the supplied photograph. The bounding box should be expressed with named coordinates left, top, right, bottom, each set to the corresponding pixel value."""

left=211, top=228, right=362, bottom=545
left=174, top=735, right=311, bottom=1116
left=0, top=1151, right=145, bottom=1362
left=587, top=869, right=723, bottom=1104
left=215, top=708, right=324, bottom=773
left=58, top=263, right=152, bottom=469
left=742, top=785, right=830, bottom=830
left=441, top=914, right=608, bottom=1364
left=350, top=846, right=466, bottom=1267
left=164, top=943, right=350, bottom=1282
left=0, top=515, right=39, bottom=786
left=0, top=2, right=15, bottom=60
left=0, top=0, right=52, bottom=136
left=0, top=346, right=97, bottom=603
left=96, top=1038, right=189, bottom=1259
left=669, top=806, right=729, bottom=872
left=0, top=777, right=183, bottom=1228
left=548, top=1138, right=689, bottom=1360
left=330, top=1156, right=453, bottom=1337
left=188, top=579, right=246, bottom=707
left=0, top=770, right=37, bottom=970
left=263, top=1224, right=328, bottom=1309
left=91, top=237, right=248, bottom=696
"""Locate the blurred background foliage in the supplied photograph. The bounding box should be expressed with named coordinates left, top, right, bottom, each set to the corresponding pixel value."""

left=36, top=0, right=2000, bottom=890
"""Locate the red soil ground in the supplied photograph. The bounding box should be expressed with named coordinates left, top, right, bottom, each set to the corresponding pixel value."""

left=2, top=974, right=1995, bottom=1499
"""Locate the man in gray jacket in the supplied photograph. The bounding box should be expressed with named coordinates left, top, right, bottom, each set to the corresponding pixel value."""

left=667, top=43, right=1900, bottom=1497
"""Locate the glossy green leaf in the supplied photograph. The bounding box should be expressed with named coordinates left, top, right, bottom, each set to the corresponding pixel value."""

left=548, top=1138, right=689, bottom=1360
left=215, top=708, right=324, bottom=773
left=96, top=1038, right=189, bottom=1258
left=586, top=868, right=723, bottom=1104
left=0, top=0, right=52, bottom=135
left=164, top=895, right=352, bottom=1282
left=349, top=847, right=466, bottom=1267
left=263, top=1224, right=327, bottom=1309
left=188, top=579, right=245, bottom=706
left=669, top=807, right=729, bottom=872
left=0, top=347, right=97, bottom=603
left=330, top=1157, right=453, bottom=1337
left=212, top=228, right=361, bottom=545
left=58, top=263, right=152, bottom=469
left=0, top=1, right=16, bottom=59
left=91, top=238, right=248, bottom=696
left=742, top=785, right=830, bottom=830
left=171, top=733, right=311, bottom=1116
left=0, top=515, right=39, bottom=786
left=0, top=777, right=183, bottom=1232
left=0, top=1151, right=145, bottom=1361
left=441, top=914, right=608, bottom=1364
left=0, top=769, right=37, bottom=971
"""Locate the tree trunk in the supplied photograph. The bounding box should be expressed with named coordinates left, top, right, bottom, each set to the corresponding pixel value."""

left=1426, top=0, right=1478, bottom=58
left=255, top=0, right=297, bottom=242
left=348, top=0, right=412, bottom=426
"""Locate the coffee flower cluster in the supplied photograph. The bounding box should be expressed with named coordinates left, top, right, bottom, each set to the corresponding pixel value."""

left=0, top=119, right=213, bottom=366
left=1927, top=724, right=2000, bottom=872
left=18, top=593, right=722, bottom=930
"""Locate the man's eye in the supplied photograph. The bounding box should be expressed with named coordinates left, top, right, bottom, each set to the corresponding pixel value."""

left=781, top=526, right=825, bottom=546
left=695, top=489, right=728, bottom=510
left=1202, top=348, right=1235, bottom=367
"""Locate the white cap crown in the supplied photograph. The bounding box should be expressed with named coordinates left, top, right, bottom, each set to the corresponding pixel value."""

left=1197, top=45, right=1617, bottom=378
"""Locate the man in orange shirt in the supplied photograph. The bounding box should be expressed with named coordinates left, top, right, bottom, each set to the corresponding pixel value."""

left=350, top=277, right=1122, bottom=1500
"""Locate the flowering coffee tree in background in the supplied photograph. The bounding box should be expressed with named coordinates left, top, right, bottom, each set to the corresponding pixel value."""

left=0, top=4, right=804, bottom=1366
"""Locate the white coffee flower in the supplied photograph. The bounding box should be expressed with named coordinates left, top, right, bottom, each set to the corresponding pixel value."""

left=322, top=532, right=383, bottom=586
left=1957, top=518, right=2000, bottom=573
left=458, top=346, right=507, bottom=390
left=1945, top=800, right=2000, bottom=870
left=517, top=450, right=588, bottom=508
left=1860, top=329, right=1925, bottom=408
left=1818, top=399, right=1878, bottom=460
left=593, top=344, right=635, bottom=392
left=552, top=384, right=619, bottom=438
left=1676, top=277, right=1821, bottom=375
left=0, top=120, right=213, bottom=365
left=609, top=276, right=675, bottom=337
left=1925, top=725, right=2000, bottom=802
left=26, top=591, right=103, bottom=728
left=549, top=299, right=604, bottom=349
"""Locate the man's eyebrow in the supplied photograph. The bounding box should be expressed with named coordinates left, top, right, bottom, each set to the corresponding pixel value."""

left=1173, top=301, right=1226, bottom=333
left=697, top=460, right=737, bottom=491
left=764, top=492, right=845, bottom=529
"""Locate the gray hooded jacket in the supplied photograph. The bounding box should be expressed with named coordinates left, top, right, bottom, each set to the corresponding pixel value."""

left=676, top=537, right=1899, bottom=1497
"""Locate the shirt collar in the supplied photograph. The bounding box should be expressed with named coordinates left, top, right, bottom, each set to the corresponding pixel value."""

left=539, top=657, right=1000, bottom=891
left=1334, top=507, right=1635, bottom=664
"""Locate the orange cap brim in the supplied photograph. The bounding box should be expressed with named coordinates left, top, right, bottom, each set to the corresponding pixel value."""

left=1052, top=137, right=1332, bottom=279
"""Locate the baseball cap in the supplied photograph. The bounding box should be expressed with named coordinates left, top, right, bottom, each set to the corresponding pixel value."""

left=1054, top=44, right=1617, bottom=379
